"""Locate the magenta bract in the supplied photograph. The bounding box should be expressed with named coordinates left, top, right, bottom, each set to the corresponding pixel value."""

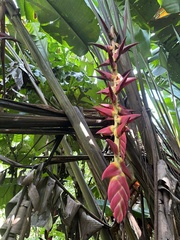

left=107, top=175, right=130, bottom=223
left=96, top=69, right=113, bottom=81
left=108, top=83, right=116, bottom=103
left=96, top=125, right=114, bottom=136
left=98, top=59, right=110, bottom=68
left=117, top=105, right=132, bottom=115
left=90, top=43, right=110, bottom=52
left=102, top=162, right=121, bottom=180
left=120, top=132, right=127, bottom=159
left=114, top=38, right=126, bottom=62
left=122, top=42, right=138, bottom=54
left=97, top=87, right=110, bottom=95
left=120, top=161, right=131, bottom=179
left=93, top=26, right=140, bottom=223
left=106, top=139, right=118, bottom=155
left=94, top=106, right=114, bottom=117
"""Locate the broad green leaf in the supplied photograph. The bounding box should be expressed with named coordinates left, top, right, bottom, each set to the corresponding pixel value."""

left=168, top=54, right=180, bottom=83
left=26, top=0, right=100, bottom=56
left=16, top=0, right=35, bottom=21
left=150, top=16, right=180, bottom=83
left=158, top=0, right=180, bottom=13
left=26, top=22, right=48, bottom=61
left=124, top=0, right=180, bottom=84
left=16, top=0, right=25, bottom=16
left=150, top=13, right=179, bottom=31
left=128, top=23, right=151, bottom=67
left=128, top=0, right=159, bottom=29
left=0, top=178, right=21, bottom=208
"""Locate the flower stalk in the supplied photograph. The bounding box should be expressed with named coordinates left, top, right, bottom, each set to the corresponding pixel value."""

left=93, top=26, right=140, bottom=223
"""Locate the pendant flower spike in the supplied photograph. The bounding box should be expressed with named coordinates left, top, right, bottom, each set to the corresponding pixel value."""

left=92, top=23, right=140, bottom=223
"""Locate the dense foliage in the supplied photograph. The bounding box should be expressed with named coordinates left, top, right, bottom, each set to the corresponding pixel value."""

left=0, top=0, right=179, bottom=239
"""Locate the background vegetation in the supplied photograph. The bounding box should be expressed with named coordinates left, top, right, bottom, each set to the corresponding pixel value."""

left=0, top=0, right=179, bottom=239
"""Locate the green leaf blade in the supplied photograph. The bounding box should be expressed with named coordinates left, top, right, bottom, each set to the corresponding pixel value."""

left=27, top=0, right=100, bottom=56
left=160, top=0, right=180, bottom=13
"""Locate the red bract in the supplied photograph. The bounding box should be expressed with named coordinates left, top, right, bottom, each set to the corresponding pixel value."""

left=108, top=83, right=116, bottom=103
left=94, top=106, right=114, bottom=117
left=101, top=103, right=131, bottom=116
left=117, top=77, right=136, bottom=93
left=114, top=39, right=138, bottom=63
left=115, top=70, right=130, bottom=94
left=97, top=87, right=110, bottom=96
left=116, top=114, right=140, bottom=137
left=96, top=125, right=114, bottom=136
left=116, top=116, right=130, bottom=137
left=99, top=103, right=113, bottom=109
left=90, top=43, right=110, bottom=52
left=112, top=196, right=127, bottom=223
left=107, top=46, right=117, bottom=71
left=97, top=84, right=116, bottom=102
left=110, top=184, right=129, bottom=207
left=120, top=161, right=131, bottom=179
left=122, top=42, right=138, bottom=55
left=96, top=69, right=113, bottom=81
left=117, top=104, right=132, bottom=115
left=102, top=162, right=121, bottom=179
left=118, top=114, right=141, bottom=124
left=115, top=71, right=137, bottom=94
left=102, top=161, right=131, bottom=182
left=108, top=174, right=130, bottom=200
left=117, top=123, right=128, bottom=137
left=114, top=38, right=126, bottom=62
left=97, top=14, right=114, bottom=41
left=120, top=132, right=127, bottom=159
left=93, top=23, right=140, bottom=223
left=105, top=173, right=130, bottom=223
left=106, top=139, right=118, bottom=155
left=98, top=59, right=110, bottom=68
left=128, top=113, right=141, bottom=123
left=98, top=57, right=117, bottom=70
left=97, top=87, right=115, bottom=102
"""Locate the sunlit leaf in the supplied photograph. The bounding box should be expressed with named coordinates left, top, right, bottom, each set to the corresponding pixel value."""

left=27, top=0, right=100, bottom=56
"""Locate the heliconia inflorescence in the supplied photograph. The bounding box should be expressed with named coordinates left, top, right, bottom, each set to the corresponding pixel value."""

left=92, top=26, right=140, bottom=223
